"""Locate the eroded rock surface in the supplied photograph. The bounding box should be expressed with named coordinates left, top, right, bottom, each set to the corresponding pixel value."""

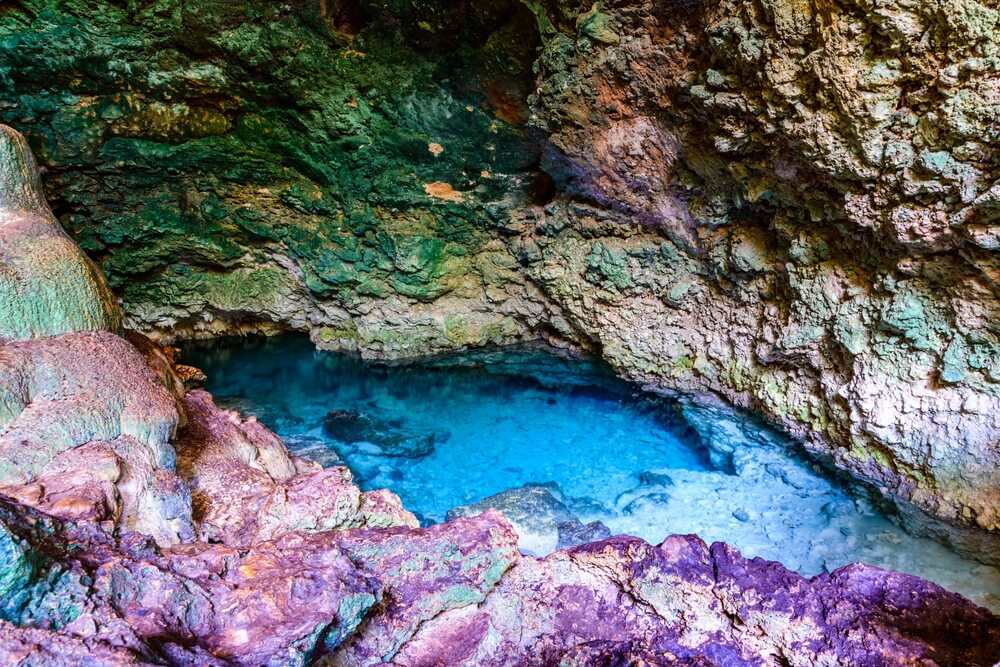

left=0, top=0, right=544, bottom=353
left=0, top=126, right=121, bottom=341
left=175, top=390, right=417, bottom=547
left=448, top=483, right=611, bottom=555
left=1, top=2, right=1000, bottom=664
left=322, top=409, right=442, bottom=459
left=2, top=494, right=998, bottom=667
left=376, top=534, right=1000, bottom=667
left=1, top=0, right=997, bottom=562
left=0, top=330, right=191, bottom=546
left=511, top=0, right=1000, bottom=565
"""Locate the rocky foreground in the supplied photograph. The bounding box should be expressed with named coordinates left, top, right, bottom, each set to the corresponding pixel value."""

left=5, top=495, right=1000, bottom=667
left=1, top=126, right=1000, bottom=665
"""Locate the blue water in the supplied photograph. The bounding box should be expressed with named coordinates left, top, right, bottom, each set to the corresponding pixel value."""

left=181, top=335, right=711, bottom=522
left=181, top=334, right=1000, bottom=611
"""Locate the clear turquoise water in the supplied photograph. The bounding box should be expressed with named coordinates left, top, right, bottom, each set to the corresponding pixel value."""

left=181, top=334, right=1000, bottom=611
left=181, top=335, right=711, bottom=522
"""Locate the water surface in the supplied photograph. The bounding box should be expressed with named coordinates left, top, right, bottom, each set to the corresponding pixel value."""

left=182, top=334, right=1000, bottom=611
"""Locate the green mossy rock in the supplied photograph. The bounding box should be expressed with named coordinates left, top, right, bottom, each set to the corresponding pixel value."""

left=0, top=125, right=122, bottom=341
left=0, top=0, right=541, bottom=336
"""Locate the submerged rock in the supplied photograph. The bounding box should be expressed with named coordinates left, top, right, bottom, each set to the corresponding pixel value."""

left=322, top=409, right=441, bottom=458
left=282, top=434, right=347, bottom=468
left=448, top=484, right=611, bottom=555
left=556, top=520, right=612, bottom=551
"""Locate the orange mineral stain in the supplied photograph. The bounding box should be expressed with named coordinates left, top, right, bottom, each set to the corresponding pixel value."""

left=423, top=182, right=464, bottom=202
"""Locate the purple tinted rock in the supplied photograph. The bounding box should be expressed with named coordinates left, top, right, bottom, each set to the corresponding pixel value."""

left=0, top=621, right=156, bottom=667
left=378, top=534, right=1000, bottom=667
left=2, top=493, right=999, bottom=667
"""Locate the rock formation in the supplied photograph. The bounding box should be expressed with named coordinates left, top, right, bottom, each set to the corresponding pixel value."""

left=0, top=116, right=998, bottom=665
left=0, top=125, right=121, bottom=340
left=0, top=121, right=997, bottom=664
left=1, top=0, right=996, bottom=567
left=1, top=0, right=1000, bottom=662
left=515, top=0, right=1000, bottom=567
left=2, top=494, right=999, bottom=666
left=0, top=121, right=416, bottom=550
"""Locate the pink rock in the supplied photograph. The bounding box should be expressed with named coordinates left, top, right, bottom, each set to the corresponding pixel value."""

left=0, top=331, right=192, bottom=545
left=175, top=389, right=417, bottom=547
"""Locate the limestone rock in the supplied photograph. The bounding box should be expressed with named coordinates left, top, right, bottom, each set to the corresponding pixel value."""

left=0, top=126, right=121, bottom=341
left=512, top=0, right=1000, bottom=562
left=0, top=331, right=191, bottom=545
left=448, top=484, right=611, bottom=555
left=0, top=497, right=380, bottom=667
left=322, top=409, right=441, bottom=459
left=0, top=621, right=155, bottom=667
left=2, top=7, right=1000, bottom=664
left=6, top=495, right=985, bottom=666
left=175, top=390, right=418, bottom=547
left=378, top=534, right=1000, bottom=667
left=0, top=4, right=542, bottom=352
left=2, top=1, right=996, bottom=563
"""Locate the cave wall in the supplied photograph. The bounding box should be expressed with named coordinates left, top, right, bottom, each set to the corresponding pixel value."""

left=0, top=0, right=547, bottom=353
left=510, top=0, right=1000, bottom=557
left=2, top=0, right=999, bottom=561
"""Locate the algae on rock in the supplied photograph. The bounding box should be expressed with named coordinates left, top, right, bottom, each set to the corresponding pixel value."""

left=0, top=125, right=121, bottom=341
left=2, top=0, right=1000, bottom=565
left=0, top=0, right=544, bottom=353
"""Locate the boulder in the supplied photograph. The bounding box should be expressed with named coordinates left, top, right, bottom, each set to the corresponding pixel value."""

left=322, top=409, right=441, bottom=458
left=448, top=484, right=611, bottom=555
left=175, top=391, right=417, bottom=546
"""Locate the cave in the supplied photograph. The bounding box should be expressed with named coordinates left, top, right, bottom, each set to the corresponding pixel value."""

left=1, top=0, right=999, bottom=665
left=183, top=333, right=1000, bottom=610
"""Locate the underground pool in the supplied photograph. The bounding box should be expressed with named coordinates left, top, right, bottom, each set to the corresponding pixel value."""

left=181, top=334, right=1000, bottom=612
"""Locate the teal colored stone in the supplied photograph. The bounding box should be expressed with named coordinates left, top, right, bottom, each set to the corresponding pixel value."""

left=0, top=125, right=122, bottom=341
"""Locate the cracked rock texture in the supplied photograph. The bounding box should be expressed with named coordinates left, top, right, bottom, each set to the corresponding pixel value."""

left=513, top=0, right=1000, bottom=561
left=1, top=0, right=997, bottom=562
left=0, top=120, right=998, bottom=664
left=1, top=496, right=999, bottom=666
left=2, top=0, right=1000, bottom=637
